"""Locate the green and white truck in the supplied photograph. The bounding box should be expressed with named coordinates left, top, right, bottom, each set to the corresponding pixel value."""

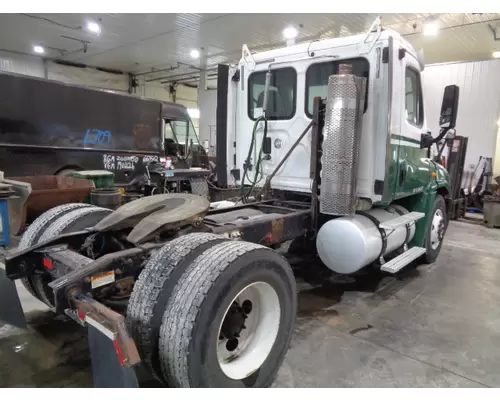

left=0, top=18, right=459, bottom=388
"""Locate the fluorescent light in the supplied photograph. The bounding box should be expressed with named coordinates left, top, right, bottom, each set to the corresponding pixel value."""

left=493, top=51, right=500, bottom=59
left=33, top=45, right=44, bottom=54
left=190, top=49, right=200, bottom=59
left=188, top=108, right=200, bottom=119
left=87, top=21, right=101, bottom=35
left=283, top=26, right=298, bottom=40
left=423, top=19, right=440, bottom=36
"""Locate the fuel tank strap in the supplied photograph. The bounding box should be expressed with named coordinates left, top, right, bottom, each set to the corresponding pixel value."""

left=385, top=206, right=411, bottom=245
left=356, top=211, right=387, bottom=260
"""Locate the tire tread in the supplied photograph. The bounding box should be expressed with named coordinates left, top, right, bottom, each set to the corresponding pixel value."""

left=17, top=203, right=93, bottom=298
left=34, top=206, right=112, bottom=305
left=126, top=232, right=226, bottom=379
left=39, top=206, right=109, bottom=242
left=159, top=240, right=289, bottom=388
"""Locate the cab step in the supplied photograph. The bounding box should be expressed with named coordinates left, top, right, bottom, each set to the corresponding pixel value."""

left=379, top=212, right=425, bottom=230
left=380, top=246, right=426, bottom=274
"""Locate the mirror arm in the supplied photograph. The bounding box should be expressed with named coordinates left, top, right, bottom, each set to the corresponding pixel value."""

left=420, top=126, right=451, bottom=150
left=435, top=140, right=447, bottom=162
left=433, top=127, right=450, bottom=145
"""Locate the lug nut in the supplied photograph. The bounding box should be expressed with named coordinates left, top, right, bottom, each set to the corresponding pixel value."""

left=242, top=300, right=253, bottom=314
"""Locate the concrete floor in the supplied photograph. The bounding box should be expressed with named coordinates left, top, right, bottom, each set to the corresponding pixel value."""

left=1, top=219, right=500, bottom=387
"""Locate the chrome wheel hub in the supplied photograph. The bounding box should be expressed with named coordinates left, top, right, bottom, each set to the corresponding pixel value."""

left=430, top=209, right=445, bottom=250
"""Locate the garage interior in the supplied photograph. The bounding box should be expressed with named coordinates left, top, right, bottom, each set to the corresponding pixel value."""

left=1, top=12, right=500, bottom=388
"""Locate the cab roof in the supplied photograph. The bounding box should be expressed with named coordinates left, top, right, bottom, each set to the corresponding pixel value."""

left=242, top=28, right=418, bottom=65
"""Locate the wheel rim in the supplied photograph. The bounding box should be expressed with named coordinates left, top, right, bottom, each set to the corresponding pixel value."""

left=217, top=281, right=281, bottom=380
left=430, top=208, right=445, bottom=250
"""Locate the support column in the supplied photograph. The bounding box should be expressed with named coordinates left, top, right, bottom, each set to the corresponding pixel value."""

left=197, top=48, right=208, bottom=145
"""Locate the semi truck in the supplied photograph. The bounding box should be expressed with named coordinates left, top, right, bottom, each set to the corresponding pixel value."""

left=0, top=18, right=459, bottom=388
left=0, top=71, right=209, bottom=185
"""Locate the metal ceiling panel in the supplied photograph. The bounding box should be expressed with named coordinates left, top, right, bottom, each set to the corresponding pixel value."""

left=0, top=13, right=499, bottom=81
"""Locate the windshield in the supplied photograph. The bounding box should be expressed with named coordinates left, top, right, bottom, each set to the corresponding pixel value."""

left=164, top=119, right=200, bottom=146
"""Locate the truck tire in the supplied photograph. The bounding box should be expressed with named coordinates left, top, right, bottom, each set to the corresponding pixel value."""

left=34, top=206, right=113, bottom=306
left=422, top=194, right=447, bottom=264
left=126, top=233, right=228, bottom=382
left=17, top=203, right=93, bottom=299
left=189, top=178, right=209, bottom=198
left=159, top=240, right=297, bottom=388
left=39, top=206, right=111, bottom=243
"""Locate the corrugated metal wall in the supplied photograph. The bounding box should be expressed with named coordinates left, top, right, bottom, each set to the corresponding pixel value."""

left=47, top=61, right=130, bottom=92
left=136, top=81, right=171, bottom=102
left=423, top=59, right=500, bottom=172
left=0, top=50, right=44, bottom=77
left=0, top=51, right=130, bottom=91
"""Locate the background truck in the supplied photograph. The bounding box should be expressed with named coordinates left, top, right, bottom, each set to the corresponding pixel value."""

left=0, top=19, right=459, bottom=388
left=0, top=71, right=209, bottom=183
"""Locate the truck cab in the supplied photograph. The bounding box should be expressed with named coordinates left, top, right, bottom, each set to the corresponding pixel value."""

left=216, top=19, right=458, bottom=274
left=222, top=25, right=450, bottom=207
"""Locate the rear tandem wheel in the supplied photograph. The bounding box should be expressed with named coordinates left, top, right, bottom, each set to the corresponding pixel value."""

left=127, top=236, right=297, bottom=388
left=25, top=205, right=112, bottom=306
left=126, top=232, right=229, bottom=382
left=17, top=203, right=94, bottom=300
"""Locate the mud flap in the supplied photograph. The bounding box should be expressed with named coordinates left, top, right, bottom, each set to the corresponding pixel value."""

left=88, top=324, right=139, bottom=388
left=0, top=269, right=26, bottom=329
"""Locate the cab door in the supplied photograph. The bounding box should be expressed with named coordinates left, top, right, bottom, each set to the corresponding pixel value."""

left=395, top=50, right=431, bottom=198
left=236, top=65, right=312, bottom=193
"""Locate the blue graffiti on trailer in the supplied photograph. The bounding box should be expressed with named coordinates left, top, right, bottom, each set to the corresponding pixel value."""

left=83, top=129, right=112, bottom=146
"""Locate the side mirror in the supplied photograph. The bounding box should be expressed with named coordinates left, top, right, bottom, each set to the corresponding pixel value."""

left=439, top=85, right=459, bottom=129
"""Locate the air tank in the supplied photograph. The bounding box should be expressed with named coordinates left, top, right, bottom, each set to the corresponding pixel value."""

left=316, top=205, right=416, bottom=274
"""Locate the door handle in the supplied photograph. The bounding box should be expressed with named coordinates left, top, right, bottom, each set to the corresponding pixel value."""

left=399, top=162, right=407, bottom=186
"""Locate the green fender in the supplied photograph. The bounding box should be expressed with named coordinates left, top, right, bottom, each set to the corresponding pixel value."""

left=405, top=161, right=450, bottom=247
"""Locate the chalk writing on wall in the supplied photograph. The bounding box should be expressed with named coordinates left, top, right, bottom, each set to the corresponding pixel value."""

left=143, top=155, right=160, bottom=164
left=102, top=154, right=160, bottom=171
left=84, top=129, right=112, bottom=146
left=116, top=155, right=139, bottom=170
left=103, top=154, right=115, bottom=170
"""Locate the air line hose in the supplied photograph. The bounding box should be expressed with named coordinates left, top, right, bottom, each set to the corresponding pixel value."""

left=240, top=116, right=268, bottom=203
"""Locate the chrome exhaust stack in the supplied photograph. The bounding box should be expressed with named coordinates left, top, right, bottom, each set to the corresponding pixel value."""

left=320, top=67, right=366, bottom=216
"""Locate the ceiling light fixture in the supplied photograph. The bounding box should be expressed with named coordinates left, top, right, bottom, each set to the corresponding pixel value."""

left=493, top=51, right=500, bottom=59
left=188, top=108, right=200, bottom=119
left=423, top=18, right=440, bottom=36
left=282, top=26, right=298, bottom=40
left=86, top=21, right=101, bottom=35
left=33, top=45, right=45, bottom=54
left=190, top=49, right=200, bottom=59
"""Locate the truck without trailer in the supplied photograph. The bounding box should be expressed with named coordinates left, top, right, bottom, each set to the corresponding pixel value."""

left=0, top=18, right=459, bottom=388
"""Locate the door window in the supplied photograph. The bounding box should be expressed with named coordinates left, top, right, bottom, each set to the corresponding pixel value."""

left=248, top=67, right=296, bottom=120
left=164, top=120, right=177, bottom=141
left=405, top=68, right=424, bottom=127
left=164, top=119, right=200, bottom=145
left=305, top=58, right=369, bottom=117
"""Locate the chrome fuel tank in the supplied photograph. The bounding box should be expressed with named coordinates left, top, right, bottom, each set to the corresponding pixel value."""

left=316, top=205, right=415, bottom=274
